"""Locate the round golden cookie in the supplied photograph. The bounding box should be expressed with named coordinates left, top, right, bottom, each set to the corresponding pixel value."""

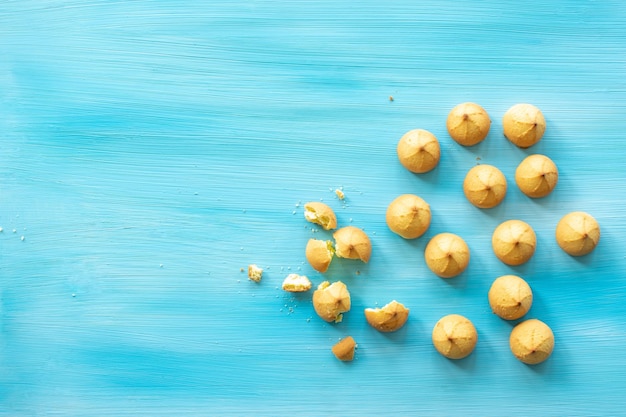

left=555, top=211, right=600, bottom=256
left=509, top=319, right=554, bottom=365
left=515, top=154, right=558, bottom=198
left=463, top=164, right=507, bottom=209
left=492, top=220, right=537, bottom=266
left=432, top=314, right=478, bottom=359
left=333, top=226, right=372, bottom=263
left=446, top=102, right=491, bottom=146
left=488, top=275, right=533, bottom=320
left=396, top=129, right=441, bottom=173
left=424, top=233, right=470, bottom=278
left=503, top=103, right=546, bottom=148
left=386, top=194, right=431, bottom=239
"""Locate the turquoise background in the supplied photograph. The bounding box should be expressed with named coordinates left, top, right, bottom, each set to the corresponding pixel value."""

left=2, top=1, right=626, bottom=415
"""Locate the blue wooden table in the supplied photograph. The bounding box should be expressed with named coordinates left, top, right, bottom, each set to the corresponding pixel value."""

left=2, top=1, right=625, bottom=415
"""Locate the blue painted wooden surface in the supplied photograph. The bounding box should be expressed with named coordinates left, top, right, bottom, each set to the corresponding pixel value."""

left=1, top=1, right=626, bottom=415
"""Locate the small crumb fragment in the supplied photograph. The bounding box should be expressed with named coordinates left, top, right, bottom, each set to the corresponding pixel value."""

left=281, top=273, right=312, bottom=292
left=20, top=236, right=25, bottom=241
left=248, top=264, right=263, bottom=282
left=0, top=227, right=3, bottom=232
left=332, top=336, right=357, bottom=361
left=389, top=95, right=394, bottom=102
left=335, top=189, right=345, bottom=200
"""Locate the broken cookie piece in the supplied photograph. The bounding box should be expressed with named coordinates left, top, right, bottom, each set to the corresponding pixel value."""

left=305, top=239, right=335, bottom=273
left=303, top=202, right=337, bottom=230
left=313, top=281, right=351, bottom=323
left=364, top=300, right=409, bottom=332
left=333, top=226, right=372, bottom=263
left=281, top=274, right=312, bottom=293
left=332, top=336, right=356, bottom=361
left=247, top=264, right=263, bottom=282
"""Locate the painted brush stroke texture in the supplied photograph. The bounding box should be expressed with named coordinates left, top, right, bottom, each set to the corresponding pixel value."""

left=1, top=1, right=626, bottom=416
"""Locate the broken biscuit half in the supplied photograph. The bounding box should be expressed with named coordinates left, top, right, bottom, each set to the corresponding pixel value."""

left=364, top=300, right=409, bottom=332
left=305, top=239, right=335, bottom=273
left=303, top=202, right=337, bottom=230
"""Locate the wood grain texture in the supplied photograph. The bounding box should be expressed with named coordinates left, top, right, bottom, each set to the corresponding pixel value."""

left=1, top=1, right=626, bottom=415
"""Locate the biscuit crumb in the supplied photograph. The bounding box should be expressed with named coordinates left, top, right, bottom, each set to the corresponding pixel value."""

left=389, top=95, right=394, bottom=102
left=248, top=264, right=263, bottom=282
left=335, top=189, right=345, bottom=200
